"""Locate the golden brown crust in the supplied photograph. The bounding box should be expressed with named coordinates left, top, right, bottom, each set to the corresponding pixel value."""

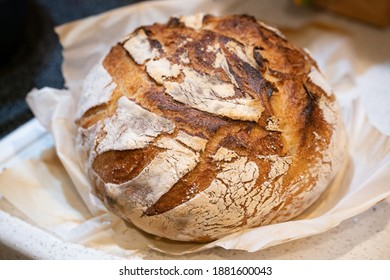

left=76, top=14, right=346, bottom=242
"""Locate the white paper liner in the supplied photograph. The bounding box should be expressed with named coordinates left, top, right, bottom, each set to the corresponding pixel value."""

left=1, top=0, right=390, bottom=256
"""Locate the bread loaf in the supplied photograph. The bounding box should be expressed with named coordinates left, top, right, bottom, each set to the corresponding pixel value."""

left=75, top=14, right=346, bottom=242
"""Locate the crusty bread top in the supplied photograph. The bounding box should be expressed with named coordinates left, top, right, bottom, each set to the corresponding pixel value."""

left=75, top=14, right=345, bottom=241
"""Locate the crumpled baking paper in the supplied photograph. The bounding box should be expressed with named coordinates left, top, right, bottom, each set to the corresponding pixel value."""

left=1, top=0, right=390, bottom=256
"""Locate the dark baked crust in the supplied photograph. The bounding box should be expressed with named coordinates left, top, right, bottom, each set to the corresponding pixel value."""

left=76, top=14, right=345, bottom=242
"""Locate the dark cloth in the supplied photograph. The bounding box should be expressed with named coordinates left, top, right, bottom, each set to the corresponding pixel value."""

left=0, top=0, right=143, bottom=138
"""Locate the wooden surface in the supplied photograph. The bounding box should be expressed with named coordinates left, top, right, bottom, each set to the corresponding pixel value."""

left=314, top=0, right=390, bottom=27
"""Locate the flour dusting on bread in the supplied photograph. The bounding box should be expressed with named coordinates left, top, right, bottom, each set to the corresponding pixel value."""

left=75, top=14, right=346, bottom=242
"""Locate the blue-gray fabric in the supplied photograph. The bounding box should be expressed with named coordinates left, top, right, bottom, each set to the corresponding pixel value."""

left=0, top=0, right=143, bottom=138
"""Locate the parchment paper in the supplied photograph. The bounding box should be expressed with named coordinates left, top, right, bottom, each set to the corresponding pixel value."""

left=1, top=0, right=390, bottom=256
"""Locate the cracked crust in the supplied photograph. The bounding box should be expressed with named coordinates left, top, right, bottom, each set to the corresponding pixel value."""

left=75, top=14, right=346, bottom=242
